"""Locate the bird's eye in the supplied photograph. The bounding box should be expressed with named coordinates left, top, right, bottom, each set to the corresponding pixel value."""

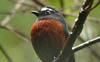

left=46, top=10, right=51, bottom=14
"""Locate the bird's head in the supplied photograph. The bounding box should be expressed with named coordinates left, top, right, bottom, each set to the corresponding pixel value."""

left=32, top=6, right=57, bottom=16
left=31, top=6, right=64, bottom=20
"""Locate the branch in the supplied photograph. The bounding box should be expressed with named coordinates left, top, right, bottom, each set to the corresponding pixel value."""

left=90, top=0, right=100, bottom=11
left=68, top=25, right=100, bottom=59
left=54, top=0, right=94, bottom=62
left=0, top=44, right=12, bottom=62
left=0, top=24, right=30, bottom=42
left=78, top=36, right=100, bottom=59
left=72, top=36, right=100, bottom=52
left=0, top=0, right=25, bottom=26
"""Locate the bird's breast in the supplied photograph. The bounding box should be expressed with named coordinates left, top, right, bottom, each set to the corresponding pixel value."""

left=30, top=18, right=67, bottom=61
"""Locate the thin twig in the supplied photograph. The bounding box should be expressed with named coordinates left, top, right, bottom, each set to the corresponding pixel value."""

left=6, top=25, right=31, bottom=42
left=79, top=37, right=100, bottom=58
left=0, top=25, right=30, bottom=42
left=0, top=44, right=12, bottom=62
left=68, top=24, right=100, bottom=59
left=0, top=0, right=25, bottom=26
left=90, top=0, right=100, bottom=11
left=72, top=36, right=100, bottom=52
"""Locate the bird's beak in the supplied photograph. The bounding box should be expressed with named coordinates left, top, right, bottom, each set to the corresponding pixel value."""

left=31, top=10, right=40, bottom=16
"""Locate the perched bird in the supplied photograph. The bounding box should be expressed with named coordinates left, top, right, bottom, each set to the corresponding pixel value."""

left=30, top=7, right=75, bottom=62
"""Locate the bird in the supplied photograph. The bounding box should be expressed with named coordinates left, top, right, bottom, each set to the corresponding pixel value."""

left=30, top=6, right=75, bottom=62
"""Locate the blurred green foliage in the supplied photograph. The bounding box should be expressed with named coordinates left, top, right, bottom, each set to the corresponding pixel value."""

left=0, top=0, right=100, bottom=62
